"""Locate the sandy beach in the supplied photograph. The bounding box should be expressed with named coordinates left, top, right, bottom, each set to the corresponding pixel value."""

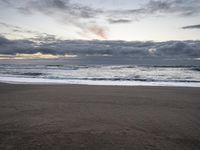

left=0, top=83, right=200, bottom=150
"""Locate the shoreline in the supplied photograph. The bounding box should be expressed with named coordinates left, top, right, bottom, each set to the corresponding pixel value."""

left=1, top=81, right=200, bottom=88
left=0, top=83, right=200, bottom=149
left=0, top=76, right=200, bottom=88
left=1, top=82, right=200, bottom=89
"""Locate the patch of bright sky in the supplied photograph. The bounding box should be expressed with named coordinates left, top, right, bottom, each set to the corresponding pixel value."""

left=108, top=14, right=200, bottom=41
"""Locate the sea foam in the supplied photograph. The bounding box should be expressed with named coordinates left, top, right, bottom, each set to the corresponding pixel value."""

left=0, top=76, right=200, bottom=87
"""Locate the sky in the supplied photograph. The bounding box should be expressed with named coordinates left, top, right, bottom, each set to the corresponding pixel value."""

left=0, top=0, right=200, bottom=41
left=0, top=0, right=200, bottom=59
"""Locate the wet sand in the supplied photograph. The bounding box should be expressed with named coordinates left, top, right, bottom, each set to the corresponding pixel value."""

left=0, top=83, right=200, bottom=150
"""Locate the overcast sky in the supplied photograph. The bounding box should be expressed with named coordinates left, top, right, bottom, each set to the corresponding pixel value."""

left=0, top=0, right=200, bottom=41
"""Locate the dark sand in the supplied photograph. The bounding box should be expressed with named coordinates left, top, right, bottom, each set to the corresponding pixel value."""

left=0, top=83, right=200, bottom=150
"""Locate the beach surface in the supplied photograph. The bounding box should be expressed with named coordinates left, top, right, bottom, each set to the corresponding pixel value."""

left=0, top=83, right=200, bottom=150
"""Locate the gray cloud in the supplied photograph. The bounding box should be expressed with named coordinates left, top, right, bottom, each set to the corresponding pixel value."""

left=0, top=0, right=11, bottom=6
left=0, top=21, right=58, bottom=40
left=1, top=0, right=200, bottom=39
left=107, top=0, right=200, bottom=22
left=108, top=19, right=132, bottom=24
left=0, top=22, right=21, bottom=30
left=0, top=36, right=200, bottom=58
left=0, top=0, right=107, bottom=39
left=144, top=0, right=200, bottom=16
left=0, top=2, right=199, bottom=39
left=1, top=0, right=200, bottom=19
left=182, top=24, right=200, bottom=29
left=22, top=0, right=107, bottom=39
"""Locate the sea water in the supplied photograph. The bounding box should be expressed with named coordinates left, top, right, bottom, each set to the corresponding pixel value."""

left=0, top=56, right=199, bottom=87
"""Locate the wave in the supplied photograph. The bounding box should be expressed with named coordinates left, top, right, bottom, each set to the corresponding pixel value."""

left=46, top=77, right=200, bottom=83
left=191, top=67, right=200, bottom=72
left=0, top=64, right=199, bottom=87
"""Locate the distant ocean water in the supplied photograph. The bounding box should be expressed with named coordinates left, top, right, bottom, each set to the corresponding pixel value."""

left=0, top=56, right=200, bottom=87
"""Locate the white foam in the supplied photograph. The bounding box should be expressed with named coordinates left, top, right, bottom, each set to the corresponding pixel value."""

left=0, top=76, right=200, bottom=87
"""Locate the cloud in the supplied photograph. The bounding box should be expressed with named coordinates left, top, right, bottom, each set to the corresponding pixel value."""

left=86, top=25, right=108, bottom=39
left=0, top=0, right=107, bottom=39
left=144, top=0, right=200, bottom=16
left=107, top=0, right=200, bottom=21
left=108, top=19, right=132, bottom=24
left=20, top=0, right=107, bottom=39
left=0, top=22, right=22, bottom=30
left=0, top=36, right=200, bottom=58
left=0, top=21, right=60, bottom=40
left=0, top=36, right=11, bottom=45
left=182, top=24, right=200, bottom=29
left=0, top=0, right=11, bottom=6
left=1, top=0, right=200, bottom=39
left=155, top=41, right=200, bottom=56
left=2, top=0, right=200, bottom=19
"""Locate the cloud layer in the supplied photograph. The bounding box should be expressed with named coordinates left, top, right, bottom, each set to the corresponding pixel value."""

left=0, top=36, right=200, bottom=58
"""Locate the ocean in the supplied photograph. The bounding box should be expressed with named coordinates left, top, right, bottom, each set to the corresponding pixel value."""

left=0, top=56, right=200, bottom=87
